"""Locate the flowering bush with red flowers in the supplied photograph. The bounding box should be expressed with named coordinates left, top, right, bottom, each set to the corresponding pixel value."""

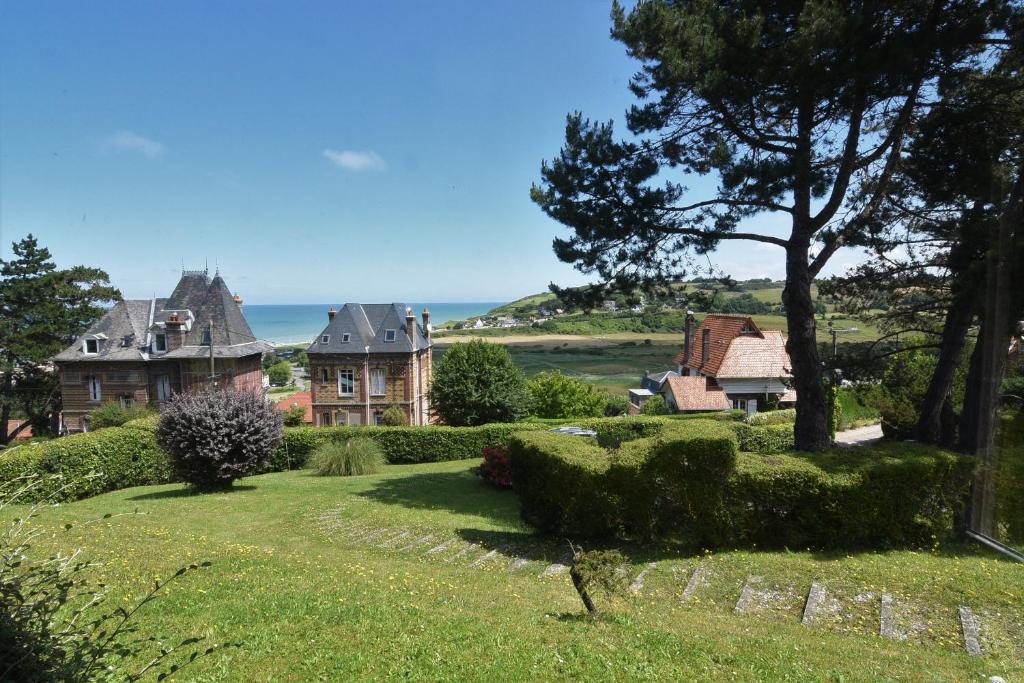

left=477, top=444, right=512, bottom=489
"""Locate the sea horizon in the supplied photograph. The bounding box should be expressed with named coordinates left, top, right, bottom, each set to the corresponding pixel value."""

left=243, top=302, right=505, bottom=345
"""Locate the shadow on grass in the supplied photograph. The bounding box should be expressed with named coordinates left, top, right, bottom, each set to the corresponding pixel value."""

left=356, top=469, right=524, bottom=528
left=127, top=484, right=257, bottom=501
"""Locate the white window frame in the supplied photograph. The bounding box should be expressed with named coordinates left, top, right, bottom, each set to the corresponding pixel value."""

left=84, top=338, right=99, bottom=354
left=384, top=329, right=396, bottom=343
left=337, top=369, right=355, bottom=397
left=153, top=333, right=167, bottom=353
left=370, top=368, right=386, bottom=396
left=732, top=399, right=747, bottom=412
left=87, top=375, right=102, bottom=402
left=156, top=375, right=172, bottom=401
left=120, top=395, right=134, bottom=409
left=341, top=333, right=351, bottom=343
left=321, top=335, right=330, bottom=344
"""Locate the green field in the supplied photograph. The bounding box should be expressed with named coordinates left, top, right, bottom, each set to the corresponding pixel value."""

left=12, top=463, right=1023, bottom=681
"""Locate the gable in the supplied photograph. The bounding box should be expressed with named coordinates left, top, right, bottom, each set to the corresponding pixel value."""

left=685, top=314, right=761, bottom=376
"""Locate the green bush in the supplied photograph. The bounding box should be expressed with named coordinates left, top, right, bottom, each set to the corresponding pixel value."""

left=526, top=371, right=605, bottom=419
left=430, top=339, right=530, bottom=425
left=120, top=414, right=160, bottom=431
left=733, top=423, right=795, bottom=453
left=309, top=438, right=385, bottom=476
left=509, top=418, right=971, bottom=548
left=640, top=394, right=671, bottom=415
left=745, top=408, right=796, bottom=426
left=282, top=404, right=307, bottom=427
left=88, top=401, right=157, bottom=429
left=603, top=394, right=630, bottom=417
left=268, top=360, right=292, bottom=387
left=380, top=405, right=408, bottom=427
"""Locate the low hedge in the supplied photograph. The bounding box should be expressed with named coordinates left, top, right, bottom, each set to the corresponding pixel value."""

left=745, top=408, right=796, bottom=426
left=0, top=428, right=173, bottom=502
left=273, top=422, right=552, bottom=470
left=509, top=418, right=974, bottom=549
left=733, top=423, right=795, bottom=453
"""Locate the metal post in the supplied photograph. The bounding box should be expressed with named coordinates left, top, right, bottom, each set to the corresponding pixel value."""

left=208, top=319, right=215, bottom=387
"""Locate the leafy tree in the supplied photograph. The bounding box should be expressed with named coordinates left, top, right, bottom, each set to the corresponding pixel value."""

left=527, top=371, right=605, bottom=419
left=380, top=404, right=408, bottom=426
left=604, top=393, right=630, bottom=417
left=267, top=361, right=292, bottom=387
left=282, top=403, right=307, bottom=427
left=641, top=394, right=671, bottom=416
left=532, top=1, right=994, bottom=450
left=0, top=234, right=119, bottom=443
left=429, top=339, right=530, bottom=426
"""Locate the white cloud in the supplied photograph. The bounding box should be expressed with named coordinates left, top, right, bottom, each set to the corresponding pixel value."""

left=323, top=149, right=387, bottom=171
left=102, top=131, right=165, bottom=158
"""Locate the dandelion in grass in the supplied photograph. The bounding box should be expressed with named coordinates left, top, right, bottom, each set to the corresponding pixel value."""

left=309, top=438, right=386, bottom=476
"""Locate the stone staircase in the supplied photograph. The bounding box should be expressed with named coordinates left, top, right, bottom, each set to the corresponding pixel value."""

left=314, top=507, right=1021, bottom=660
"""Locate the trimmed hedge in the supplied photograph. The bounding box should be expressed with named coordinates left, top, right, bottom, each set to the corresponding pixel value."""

left=0, top=428, right=173, bottom=502
left=273, top=423, right=552, bottom=470
left=509, top=418, right=974, bottom=549
left=745, top=408, right=796, bottom=426
left=733, top=423, right=795, bottom=454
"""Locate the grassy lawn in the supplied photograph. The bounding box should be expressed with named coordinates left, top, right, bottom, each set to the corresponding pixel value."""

left=11, top=461, right=1023, bottom=681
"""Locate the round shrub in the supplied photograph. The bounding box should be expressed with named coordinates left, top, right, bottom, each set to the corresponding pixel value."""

left=157, top=390, right=282, bottom=490
left=603, top=394, right=630, bottom=417
left=380, top=405, right=408, bottom=426
left=429, top=339, right=530, bottom=426
left=527, top=371, right=604, bottom=419
left=309, top=438, right=385, bottom=476
left=267, top=361, right=292, bottom=387
left=477, top=444, right=512, bottom=488
left=640, top=394, right=671, bottom=415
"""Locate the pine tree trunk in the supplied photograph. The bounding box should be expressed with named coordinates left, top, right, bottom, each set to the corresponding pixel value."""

left=782, top=244, right=830, bottom=452
left=917, top=283, right=976, bottom=444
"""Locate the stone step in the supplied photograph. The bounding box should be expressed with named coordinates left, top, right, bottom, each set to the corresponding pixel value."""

left=680, top=564, right=710, bottom=604
left=735, top=575, right=763, bottom=614
left=425, top=539, right=456, bottom=556
left=880, top=593, right=896, bottom=639
left=959, top=605, right=983, bottom=656
left=379, top=530, right=412, bottom=548
left=507, top=557, right=529, bottom=573
left=541, top=562, right=569, bottom=578
left=447, top=542, right=480, bottom=563
left=399, top=534, right=434, bottom=552
left=802, top=582, right=827, bottom=626
left=469, top=549, right=500, bottom=568
left=629, top=562, right=657, bottom=594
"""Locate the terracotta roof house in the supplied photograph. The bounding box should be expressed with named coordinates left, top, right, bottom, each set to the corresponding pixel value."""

left=274, top=390, right=313, bottom=424
left=307, top=304, right=433, bottom=426
left=628, top=312, right=796, bottom=416
left=53, top=269, right=272, bottom=433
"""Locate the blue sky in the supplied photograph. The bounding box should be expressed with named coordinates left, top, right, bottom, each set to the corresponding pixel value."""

left=0, top=1, right=863, bottom=304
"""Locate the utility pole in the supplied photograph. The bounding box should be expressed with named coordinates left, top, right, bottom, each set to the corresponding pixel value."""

left=827, top=320, right=859, bottom=359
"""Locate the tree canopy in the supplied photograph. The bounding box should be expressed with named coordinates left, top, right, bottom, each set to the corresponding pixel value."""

left=429, top=339, right=530, bottom=426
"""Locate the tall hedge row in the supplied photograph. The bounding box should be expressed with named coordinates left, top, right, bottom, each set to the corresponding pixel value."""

left=508, top=420, right=974, bottom=549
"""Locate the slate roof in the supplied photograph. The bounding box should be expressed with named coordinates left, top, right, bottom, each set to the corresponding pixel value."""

left=53, top=271, right=270, bottom=362
left=715, top=331, right=792, bottom=379
left=664, top=376, right=730, bottom=412
left=308, top=303, right=431, bottom=355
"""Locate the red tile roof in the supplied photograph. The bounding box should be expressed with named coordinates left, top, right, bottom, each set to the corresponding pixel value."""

left=664, top=376, right=730, bottom=412
left=273, top=391, right=313, bottom=423
left=683, top=314, right=762, bottom=376
left=716, top=330, right=792, bottom=379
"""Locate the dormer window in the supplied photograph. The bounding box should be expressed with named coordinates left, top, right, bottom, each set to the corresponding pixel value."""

left=341, top=333, right=350, bottom=343
left=84, top=338, right=99, bottom=354
left=384, top=330, right=396, bottom=343
left=154, top=334, right=167, bottom=352
left=201, top=330, right=211, bottom=346
left=321, top=335, right=330, bottom=344
left=741, top=322, right=756, bottom=335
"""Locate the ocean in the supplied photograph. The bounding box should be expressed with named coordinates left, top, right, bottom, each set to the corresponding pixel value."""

left=243, top=303, right=504, bottom=345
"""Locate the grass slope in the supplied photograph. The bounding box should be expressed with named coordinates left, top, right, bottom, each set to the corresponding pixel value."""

left=11, top=461, right=1023, bottom=681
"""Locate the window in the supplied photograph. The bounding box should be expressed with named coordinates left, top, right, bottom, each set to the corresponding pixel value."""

left=370, top=368, right=386, bottom=396
left=320, top=412, right=332, bottom=427
left=374, top=411, right=384, bottom=425
left=347, top=412, right=362, bottom=426
left=320, top=368, right=328, bottom=383
left=84, top=338, right=99, bottom=354
left=732, top=399, right=747, bottom=411
left=341, top=333, right=350, bottom=343
left=741, top=322, right=756, bottom=335
left=337, top=369, right=354, bottom=396
left=86, top=375, right=101, bottom=402
left=120, top=395, right=134, bottom=409
left=154, top=334, right=167, bottom=352
left=321, top=335, right=330, bottom=344
left=701, top=329, right=710, bottom=363
left=156, top=375, right=172, bottom=401
left=201, top=329, right=212, bottom=345
left=384, top=329, right=396, bottom=343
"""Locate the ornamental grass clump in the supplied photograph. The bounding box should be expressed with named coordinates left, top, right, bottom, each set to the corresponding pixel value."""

left=309, top=438, right=385, bottom=476
left=157, top=389, right=283, bottom=491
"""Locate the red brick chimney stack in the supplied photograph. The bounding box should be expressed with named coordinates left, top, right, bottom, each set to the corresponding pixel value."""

left=328, top=306, right=337, bottom=321
left=421, top=308, right=431, bottom=340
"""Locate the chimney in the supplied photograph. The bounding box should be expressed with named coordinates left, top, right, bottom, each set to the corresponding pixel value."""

left=421, top=308, right=431, bottom=340
left=328, top=306, right=337, bottom=321
left=683, top=310, right=696, bottom=367
left=233, top=293, right=243, bottom=306
left=405, top=307, right=416, bottom=344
